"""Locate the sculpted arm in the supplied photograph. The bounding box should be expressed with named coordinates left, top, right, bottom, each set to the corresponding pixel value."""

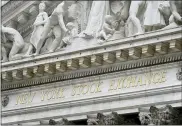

left=170, top=1, right=182, bottom=22
left=103, top=24, right=114, bottom=34
left=2, top=26, right=15, bottom=34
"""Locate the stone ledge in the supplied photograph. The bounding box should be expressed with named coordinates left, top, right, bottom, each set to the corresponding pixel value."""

left=1, top=27, right=182, bottom=89
left=1, top=53, right=182, bottom=90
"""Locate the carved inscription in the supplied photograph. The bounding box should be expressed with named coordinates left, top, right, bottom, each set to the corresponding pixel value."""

left=15, top=71, right=167, bottom=106
left=71, top=81, right=102, bottom=96
left=16, top=92, right=36, bottom=105
left=41, top=87, right=65, bottom=101
left=108, top=71, right=167, bottom=91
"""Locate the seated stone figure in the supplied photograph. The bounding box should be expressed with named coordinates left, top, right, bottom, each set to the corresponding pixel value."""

left=35, top=1, right=75, bottom=55
left=62, top=22, right=78, bottom=45
left=144, top=1, right=168, bottom=32
left=97, top=15, right=116, bottom=42
left=1, top=25, right=33, bottom=61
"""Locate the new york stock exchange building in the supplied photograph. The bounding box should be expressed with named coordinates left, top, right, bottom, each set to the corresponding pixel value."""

left=1, top=1, right=182, bottom=125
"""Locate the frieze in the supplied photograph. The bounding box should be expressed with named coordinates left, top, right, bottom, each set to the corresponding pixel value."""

left=1, top=61, right=181, bottom=113
left=1, top=1, right=182, bottom=63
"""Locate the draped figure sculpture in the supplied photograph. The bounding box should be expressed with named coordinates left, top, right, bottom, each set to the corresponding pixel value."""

left=98, top=1, right=131, bottom=42
left=35, top=1, right=75, bottom=55
left=144, top=1, right=168, bottom=32
left=30, top=2, right=48, bottom=54
left=126, top=1, right=146, bottom=36
left=1, top=25, right=33, bottom=61
left=81, top=1, right=110, bottom=39
left=169, top=1, right=182, bottom=26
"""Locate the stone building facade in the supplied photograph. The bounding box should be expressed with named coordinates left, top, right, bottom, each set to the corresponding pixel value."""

left=1, top=1, right=182, bottom=125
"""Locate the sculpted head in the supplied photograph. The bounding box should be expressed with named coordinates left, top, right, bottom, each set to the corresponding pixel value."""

left=66, top=22, right=75, bottom=30
left=105, top=15, right=113, bottom=25
left=39, top=2, right=46, bottom=11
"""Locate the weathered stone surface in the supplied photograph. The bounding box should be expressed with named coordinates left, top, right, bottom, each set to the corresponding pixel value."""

left=139, top=105, right=181, bottom=125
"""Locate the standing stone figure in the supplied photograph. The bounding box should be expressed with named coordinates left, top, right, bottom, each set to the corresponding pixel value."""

left=35, top=1, right=75, bottom=55
left=1, top=25, right=33, bottom=61
left=126, top=1, right=146, bottom=36
left=30, top=2, right=48, bottom=54
left=169, top=1, right=182, bottom=25
left=81, top=1, right=110, bottom=39
left=144, top=1, right=167, bottom=32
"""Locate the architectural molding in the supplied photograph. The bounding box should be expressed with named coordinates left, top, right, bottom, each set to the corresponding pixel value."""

left=2, top=53, right=182, bottom=90
left=1, top=27, right=182, bottom=90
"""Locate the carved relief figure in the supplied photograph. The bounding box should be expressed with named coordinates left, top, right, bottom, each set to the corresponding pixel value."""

left=35, top=1, right=75, bottom=55
left=97, top=15, right=116, bottom=41
left=1, top=25, right=33, bottom=61
left=144, top=1, right=167, bottom=32
left=170, top=1, right=182, bottom=24
left=158, top=1, right=171, bottom=25
left=110, top=1, right=131, bottom=31
left=81, top=1, right=110, bottom=38
left=126, top=1, right=146, bottom=36
left=40, top=30, right=54, bottom=53
left=76, top=1, right=92, bottom=32
left=62, top=22, right=78, bottom=45
left=30, top=2, right=48, bottom=54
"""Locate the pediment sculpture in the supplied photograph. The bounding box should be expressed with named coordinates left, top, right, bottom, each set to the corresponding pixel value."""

left=1, top=1, right=182, bottom=62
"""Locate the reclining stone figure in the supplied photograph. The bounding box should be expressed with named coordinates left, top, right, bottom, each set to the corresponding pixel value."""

left=1, top=25, right=33, bottom=61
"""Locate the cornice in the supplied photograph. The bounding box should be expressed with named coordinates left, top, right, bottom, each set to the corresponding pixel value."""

left=1, top=53, right=182, bottom=91
left=1, top=27, right=182, bottom=90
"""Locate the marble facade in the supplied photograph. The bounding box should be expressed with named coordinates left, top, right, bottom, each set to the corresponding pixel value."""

left=1, top=1, right=182, bottom=125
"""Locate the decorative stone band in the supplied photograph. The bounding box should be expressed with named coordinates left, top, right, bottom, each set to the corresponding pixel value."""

left=1, top=27, right=182, bottom=90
